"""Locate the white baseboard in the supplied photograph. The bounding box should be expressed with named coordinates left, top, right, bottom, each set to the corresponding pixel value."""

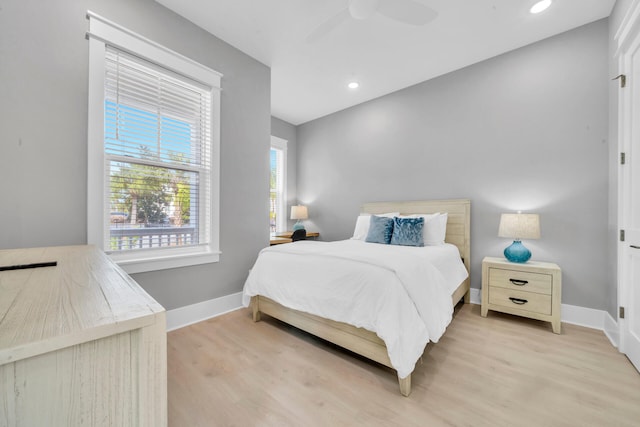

left=166, top=291, right=243, bottom=331
left=560, top=303, right=605, bottom=330
left=469, top=288, right=481, bottom=305
left=167, top=289, right=617, bottom=343
left=603, top=312, right=619, bottom=348
left=470, top=287, right=614, bottom=334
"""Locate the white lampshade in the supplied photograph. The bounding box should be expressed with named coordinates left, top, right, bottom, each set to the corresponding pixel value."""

left=498, top=213, right=540, bottom=240
left=290, top=205, right=308, bottom=220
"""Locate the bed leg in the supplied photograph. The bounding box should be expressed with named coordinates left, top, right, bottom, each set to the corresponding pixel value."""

left=251, top=297, right=261, bottom=322
left=399, top=374, right=411, bottom=397
left=463, top=289, right=471, bottom=304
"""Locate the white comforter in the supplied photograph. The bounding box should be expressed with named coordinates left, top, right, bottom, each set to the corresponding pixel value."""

left=242, top=239, right=468, bottom=379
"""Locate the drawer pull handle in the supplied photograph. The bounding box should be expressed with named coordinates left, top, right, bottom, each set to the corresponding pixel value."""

left=509, top=297, right=528, bottom=305
left=631, top=245, right=640, bottom=249
left=509, top=279, right=528, bottom=286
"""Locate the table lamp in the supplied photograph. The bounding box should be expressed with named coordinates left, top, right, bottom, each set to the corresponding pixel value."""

left=291, top=205, right=308, bottom=231
left=498, top=213, right=540, bottom=263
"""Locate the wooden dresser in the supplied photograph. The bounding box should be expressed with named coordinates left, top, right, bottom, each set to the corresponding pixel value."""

left=481, top=256, right=562, bottom=334
left=0, top=245, right=167, bottom=426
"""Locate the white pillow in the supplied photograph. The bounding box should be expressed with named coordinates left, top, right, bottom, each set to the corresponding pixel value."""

left=425, top=213, right=448, bottom=245
left=351, top=212, right=399, bottom=240
left=403, top=213, right=448, bottom=245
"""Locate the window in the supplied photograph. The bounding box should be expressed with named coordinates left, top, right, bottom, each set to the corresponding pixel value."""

left=87, top=12, right=221, bottom=273
left=270, top=136, right=287, bottom=234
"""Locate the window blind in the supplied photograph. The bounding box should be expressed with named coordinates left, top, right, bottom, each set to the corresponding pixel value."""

left=104, top=45, right=212, bottom=252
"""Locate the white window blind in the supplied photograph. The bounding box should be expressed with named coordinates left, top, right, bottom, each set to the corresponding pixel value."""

left=104, top=46, right=212, bottom=252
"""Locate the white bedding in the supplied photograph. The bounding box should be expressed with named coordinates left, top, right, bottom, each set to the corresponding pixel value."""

left=242, top=239, right=468, bottom=379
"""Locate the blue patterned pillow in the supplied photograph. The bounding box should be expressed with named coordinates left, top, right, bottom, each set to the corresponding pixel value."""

left=365, top=215, right=394, bottom=244
left=390, top=217, right=425, bottom=247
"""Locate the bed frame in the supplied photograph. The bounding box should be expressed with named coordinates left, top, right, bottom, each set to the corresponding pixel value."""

left=251, top=199, right=471, bottom=396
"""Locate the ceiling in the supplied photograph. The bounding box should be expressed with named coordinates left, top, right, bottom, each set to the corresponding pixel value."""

left=156, top=0, right=615, bottom=125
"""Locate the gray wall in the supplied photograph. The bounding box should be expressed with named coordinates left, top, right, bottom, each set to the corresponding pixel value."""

left=297, top=20, right=610, bottom=311
left=0, top=0, right=271, bottom=310
left=271, top=116, right=298, bottom=230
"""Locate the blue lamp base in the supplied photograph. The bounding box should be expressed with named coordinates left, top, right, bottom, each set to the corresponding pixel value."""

left=292, top=220, right=305, bottom=231
left=504, top=240, right=531, bottom=263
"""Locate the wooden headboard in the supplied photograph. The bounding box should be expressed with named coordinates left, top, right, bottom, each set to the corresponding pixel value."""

left=362, top=199, right=471, bottom=287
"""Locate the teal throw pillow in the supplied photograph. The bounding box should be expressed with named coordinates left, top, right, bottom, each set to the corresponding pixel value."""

left=365, top=215, right=394, bottom=244
left=390, top=217, right=425, bottom=247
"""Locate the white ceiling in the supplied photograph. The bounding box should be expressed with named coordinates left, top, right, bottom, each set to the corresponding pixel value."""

left=156, top=0, right=615, bottom=125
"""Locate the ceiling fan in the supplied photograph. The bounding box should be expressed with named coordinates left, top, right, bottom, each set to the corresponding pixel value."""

left=307, top=0, right=438, bottom=43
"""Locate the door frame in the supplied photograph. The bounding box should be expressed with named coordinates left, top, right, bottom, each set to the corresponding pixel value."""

left=616, top=0, right=640, bottom=356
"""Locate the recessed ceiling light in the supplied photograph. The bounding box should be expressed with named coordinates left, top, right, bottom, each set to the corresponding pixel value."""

left=348, top=81, right=359, bottom=89
left=530, top=0, right=552, bottom=14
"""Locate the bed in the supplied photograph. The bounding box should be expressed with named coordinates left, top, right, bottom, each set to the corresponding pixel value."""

left=243, top=199, right=471, bottom=396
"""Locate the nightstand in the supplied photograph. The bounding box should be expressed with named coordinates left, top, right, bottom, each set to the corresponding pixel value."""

left=269, top=231, right=319, bottom=245
left=481, top=256, right=562, bottom=334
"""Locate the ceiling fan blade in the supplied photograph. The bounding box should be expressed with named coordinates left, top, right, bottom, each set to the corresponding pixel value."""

left=349, top=0, right=380, bottom=20
left=306, top=9, right=351, bottom=44
left=377, top=0, right=438, bottom=26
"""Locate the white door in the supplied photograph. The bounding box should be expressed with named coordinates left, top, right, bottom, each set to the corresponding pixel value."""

left=618, top=6, right=640, bottom=373
left=621, top=240, right=640, bottom=372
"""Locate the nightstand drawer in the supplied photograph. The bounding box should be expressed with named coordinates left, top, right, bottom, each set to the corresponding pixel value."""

left=489, top=268, right=552, bottom=295
left=488, top=287, right=552, bottom=315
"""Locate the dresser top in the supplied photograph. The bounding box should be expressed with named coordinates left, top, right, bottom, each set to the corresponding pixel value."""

left=482, top=256, right=561, bottom=271
left=0, top=245, right=165, bottom=365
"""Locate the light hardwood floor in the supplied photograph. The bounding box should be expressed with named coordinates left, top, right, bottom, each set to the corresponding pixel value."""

left=168, top=303, right=640, bottom=426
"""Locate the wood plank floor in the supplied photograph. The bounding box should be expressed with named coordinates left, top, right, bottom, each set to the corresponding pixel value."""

left=167, top=303, right=640, bottom=426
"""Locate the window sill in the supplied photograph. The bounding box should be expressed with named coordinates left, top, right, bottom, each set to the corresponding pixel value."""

left=109, top=246, right=221, bottom=274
